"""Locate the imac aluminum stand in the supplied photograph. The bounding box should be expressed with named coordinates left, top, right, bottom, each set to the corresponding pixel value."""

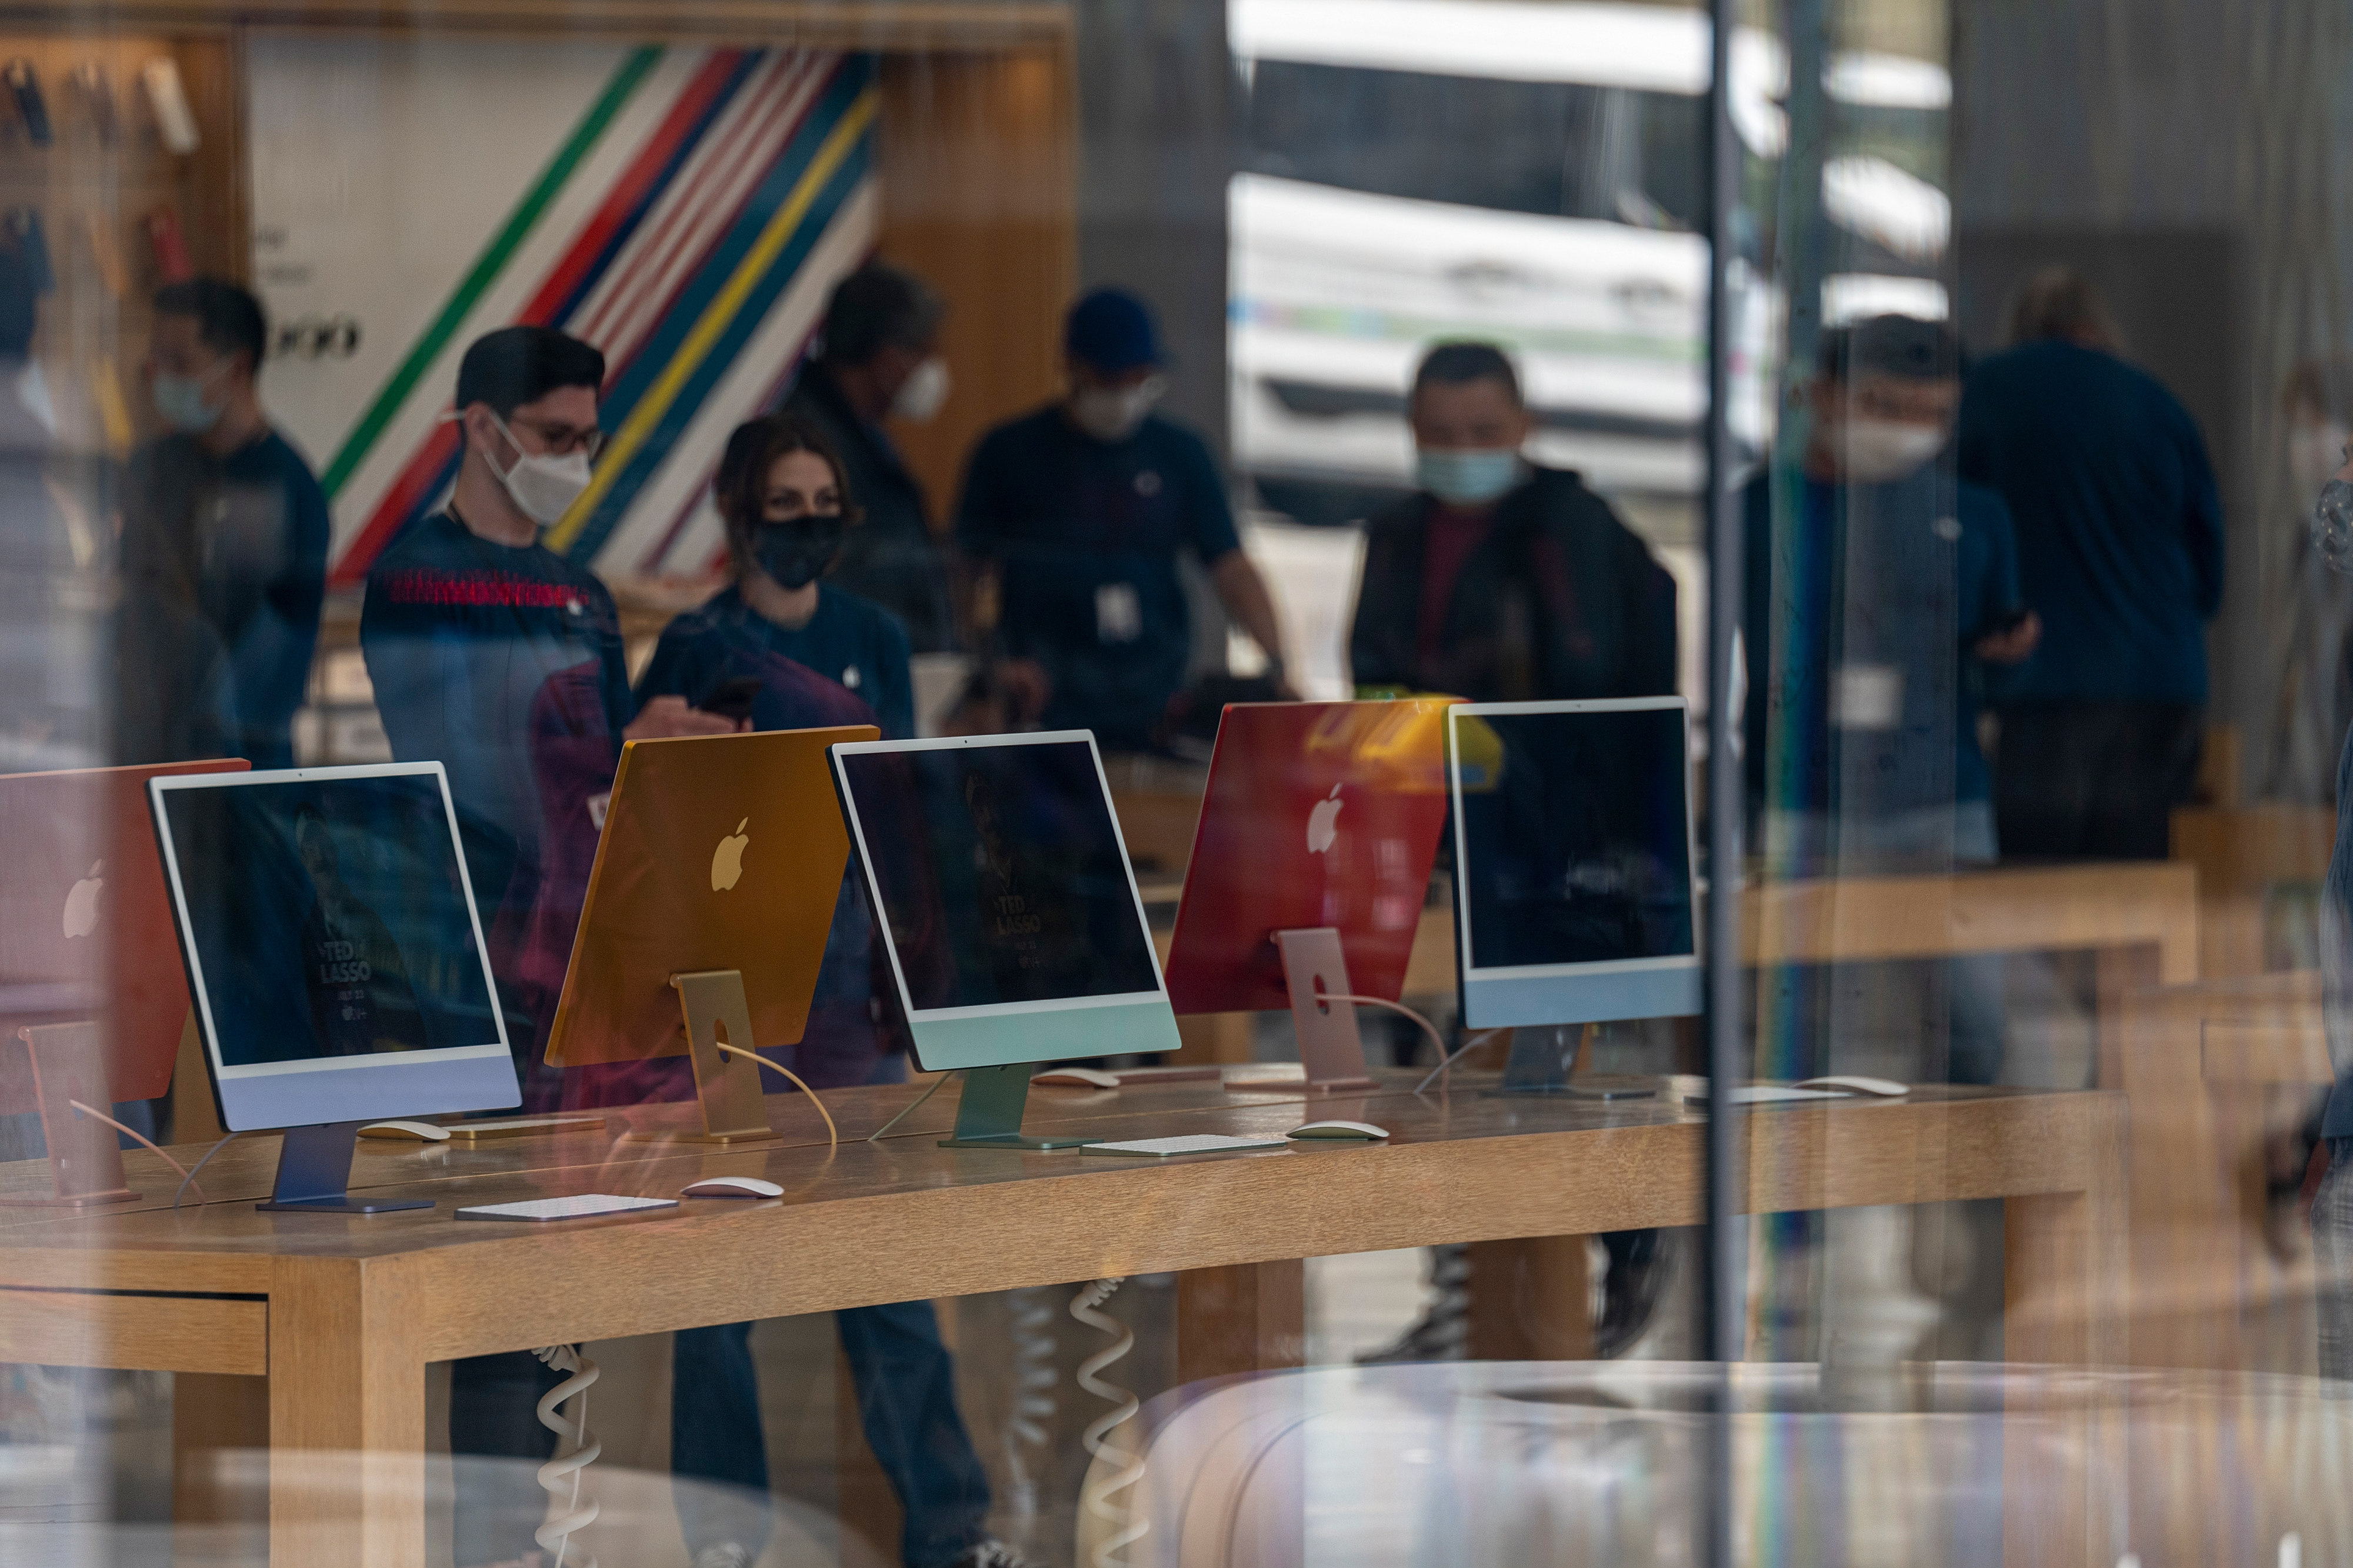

left=619, top=970, right=782, bottom=1145
left=941, top=1064, right=1094, bottom=1150
left=0, top=1023, right=136, bottom=1206
left=1229, top=928, right=1379, bottom=1094
left=259, top=1122, right=432, bottom=1213
left=1485, top=1023, right=1651, bottom=1099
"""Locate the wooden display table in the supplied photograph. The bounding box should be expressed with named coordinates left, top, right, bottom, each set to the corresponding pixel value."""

left=1149, top=860, right=2199, bottom=1082
left=0, top=1076, right=2118, bottom=1567
left=2115, top=970, right=2333, bottom=1370
left=2169, top=805, right=2333, bottom=978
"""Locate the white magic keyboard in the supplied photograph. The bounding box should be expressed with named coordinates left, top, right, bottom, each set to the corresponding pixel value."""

left=1079, top=1133, right=1289, bottom=1158
left=454, top=1193, right=679, bottom=1222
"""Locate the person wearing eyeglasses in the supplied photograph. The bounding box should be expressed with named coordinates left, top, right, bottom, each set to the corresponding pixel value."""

left=359, top=325, right=734, bottom=1568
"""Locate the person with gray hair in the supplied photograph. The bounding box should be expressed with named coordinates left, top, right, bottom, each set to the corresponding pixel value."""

left=781, top=261, right=957, bottom=652
left=1957, top=268, right=2224, bottom=859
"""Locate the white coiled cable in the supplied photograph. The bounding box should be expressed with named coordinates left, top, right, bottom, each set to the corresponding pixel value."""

left=531, top=1343, right=601, bottom=1568
left=1070, top=1277, right=1146, bottom=1568
left=1002, top=1285, right=1059, bottom=1523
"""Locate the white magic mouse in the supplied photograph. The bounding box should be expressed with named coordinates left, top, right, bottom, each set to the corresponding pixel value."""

left=1794, top=1075, right=1909, bottom=1097
left=681, top=1175, right=785, bottom=1199
left=1286, top=1120, right=1389, bottom=1140
left=1032, top=1067, right=1120, bottom=1089
left=359, top=1119, right=452, bottom=1142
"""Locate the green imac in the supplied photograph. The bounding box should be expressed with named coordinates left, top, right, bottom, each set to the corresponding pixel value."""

left=829, top=730, right=1182, bottom=1149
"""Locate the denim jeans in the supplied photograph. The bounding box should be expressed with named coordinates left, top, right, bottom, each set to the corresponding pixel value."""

left=672, top=1301, right=992, bottom=1567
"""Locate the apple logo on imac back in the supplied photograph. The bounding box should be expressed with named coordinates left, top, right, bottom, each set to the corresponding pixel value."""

left=62, top=860, right=102, bottom=939
left=1305, top=785, right=1344, bottom=855
left=711, top=820, right=749, bottom=892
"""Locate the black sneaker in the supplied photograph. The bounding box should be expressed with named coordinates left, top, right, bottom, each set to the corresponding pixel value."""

left=951, top=1540, right=1045, bottom=1568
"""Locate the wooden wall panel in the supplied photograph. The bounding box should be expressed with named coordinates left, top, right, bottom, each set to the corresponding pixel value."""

left=874, top=45, right=1076, bottom=529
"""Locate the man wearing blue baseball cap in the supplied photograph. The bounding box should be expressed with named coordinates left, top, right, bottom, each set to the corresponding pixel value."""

left=955, top=287, right=1294, bottom=748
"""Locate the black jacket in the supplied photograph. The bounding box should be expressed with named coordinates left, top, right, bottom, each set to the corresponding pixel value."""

left=1349, top=466, right=1678, bottom=701
left=782, top=367, right=955, bottom=653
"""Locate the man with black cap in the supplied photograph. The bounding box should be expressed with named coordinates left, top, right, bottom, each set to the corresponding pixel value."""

left=956, top=287, right=1293, bottom=749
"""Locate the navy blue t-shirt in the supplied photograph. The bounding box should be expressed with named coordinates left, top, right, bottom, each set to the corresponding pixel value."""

left=359, top=510, right=632, bottom=912
left=126, top=429, right=329, bottom=768
left=956, top=405, right=1242, bottom=749
left=636, top=583, right=914, bottom=739
left=1742, top=464, right=2022, bottom=818
left=1958, top=341, right=2223, bottom=705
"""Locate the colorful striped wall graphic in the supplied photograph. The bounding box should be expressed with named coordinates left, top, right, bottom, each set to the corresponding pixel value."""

left=256, top=43, right=880, bottom=586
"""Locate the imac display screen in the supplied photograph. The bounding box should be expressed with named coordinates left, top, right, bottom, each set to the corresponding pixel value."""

left=838, top=739, right=1162, bottom=1012
left=158, top=773, right=502, bottom=1067
left=1459, top=705, right=1694, bottom=971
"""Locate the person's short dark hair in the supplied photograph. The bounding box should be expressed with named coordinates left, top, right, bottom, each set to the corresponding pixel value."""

left=154, top=277, right=266, bottom=373
left=0, top=241, right=36, bottom=360
left=1411, top=341, right=1522, bottom=407
left=2005, top=266, right=2122, bottom=352
left=712, top=412, right=863, bottom=576
left=454, top=325, right=605, bottom=421
left=817, top=263, right=943, bottom=367
left=1816, top=315, right=1962, bottom=385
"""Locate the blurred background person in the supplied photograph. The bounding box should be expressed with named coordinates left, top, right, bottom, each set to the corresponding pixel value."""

left=1744, top=315, right=2035, bottom=1083
left=1748, top=316, right=2038, bottom=879
left=957, top=287, right=1293, bottom=751
left=783, top=261, right=956, bottom=655
left=629, top=412, right=1021, bottom=1568
left=1958, top=267, right=2224, bottom=860
left=122, top=277, right=326, bottom=769
left=1350, top=341, right=1677, bottom=703
left=1352, top=338, right=1677, bottom=1364
left=2266, top=355, right=2353, bottom=807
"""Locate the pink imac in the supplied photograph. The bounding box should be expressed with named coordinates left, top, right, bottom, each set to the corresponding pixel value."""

left=0, top=759, right=248, bottom=1202
left=1162, top=700, right=1452, bottom=1091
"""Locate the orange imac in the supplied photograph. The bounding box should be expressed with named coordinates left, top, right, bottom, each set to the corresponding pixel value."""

left=542, top=723, right=878, bottom=1142
left=0, top=758, right=248, bottom=1203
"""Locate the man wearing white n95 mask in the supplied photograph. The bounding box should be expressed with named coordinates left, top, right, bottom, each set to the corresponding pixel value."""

left=361, top=323, right=734, bottom=1568
left=1350, top=339, right=1678, bottom=705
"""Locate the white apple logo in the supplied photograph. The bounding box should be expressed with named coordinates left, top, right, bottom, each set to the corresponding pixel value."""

left=1306, top=785, right=1344, bottom=855
left=62, top=860, right=102, bottom=939
left=711, top=819, right=749, bottom=892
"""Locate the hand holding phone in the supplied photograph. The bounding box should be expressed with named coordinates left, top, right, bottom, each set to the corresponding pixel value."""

left=701, top=676, right=763, bottom=723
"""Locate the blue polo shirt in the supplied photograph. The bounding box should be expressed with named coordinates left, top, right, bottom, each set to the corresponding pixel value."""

left=1742, top=463, right=2023, bottom=819
left=636, top=583, right=913, bottom=739
left=955, top=405, right=1241, bottom=749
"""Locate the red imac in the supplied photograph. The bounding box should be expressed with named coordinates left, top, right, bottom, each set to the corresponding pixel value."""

left=1162, top=700, right=1452, bottom=1091
left=0, top=759, right=248, bottom=1202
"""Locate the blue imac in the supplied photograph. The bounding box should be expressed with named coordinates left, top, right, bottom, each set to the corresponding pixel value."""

left=150, top=762, right=519, bottom=1212
left=1448, top=699, right=1700, bottom=1089
left=829, top=730, right=1181, bottom=1149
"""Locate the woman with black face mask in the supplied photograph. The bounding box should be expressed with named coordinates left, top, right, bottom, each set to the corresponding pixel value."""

left=638, top=412, right=914, bottom=740
left=633, top=416, right=1022, bottom=1568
